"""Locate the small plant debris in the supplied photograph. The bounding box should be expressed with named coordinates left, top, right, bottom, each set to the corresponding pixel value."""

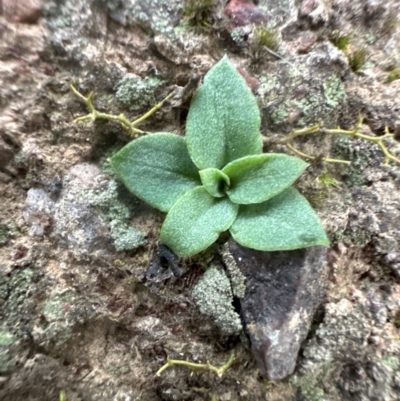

left=182, top=0, right=215, bottom=30
left=155, top=350, right=235, bottom=377
left=253, top=25, right=281, bottom=52
left=275, top=115, right=400, bottom=166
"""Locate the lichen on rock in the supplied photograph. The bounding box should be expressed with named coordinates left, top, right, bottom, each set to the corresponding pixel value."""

left=23, top=164, right=147, bottom=254
left=116, top=74, right=163, bottom=113
left=191, top=265, right=242, bottom=336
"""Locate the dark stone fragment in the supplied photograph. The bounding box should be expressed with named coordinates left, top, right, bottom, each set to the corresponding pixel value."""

left=145, top=244, right=184, bottom=285
left=228, top=240, right=328, bottom=380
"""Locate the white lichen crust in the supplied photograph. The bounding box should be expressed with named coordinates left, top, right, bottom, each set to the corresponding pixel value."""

left=221, top=242, right=246, bottom=298
left=191, top=266, right=243, bottom=336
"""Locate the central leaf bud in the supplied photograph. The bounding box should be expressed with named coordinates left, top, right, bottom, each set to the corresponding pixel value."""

left=199, top=168, right=230, bottom=198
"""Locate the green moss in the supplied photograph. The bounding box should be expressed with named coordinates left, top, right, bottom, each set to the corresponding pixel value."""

left=0, top=269, right=35, bottom=373
left=116, top=75, right=162, bottom=113
left=332, top=228, right=371, bottom=247
left=191, top=266, right=242, bottom=336
left=347, top=48, right=367, bottom=73
left=105, top=363, right=130, bottom=376
left=0, top=220, right=20, bottom=247
left=254, top=26, right=281, bottom=52
left=329, top=32, right=351, bottom=50
left=182, top=0, right=214, bottom=30
left=387, top=67, right=400, bottom=82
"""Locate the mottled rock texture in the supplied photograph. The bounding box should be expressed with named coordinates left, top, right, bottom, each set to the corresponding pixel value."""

left=24, top=163, right=146, bottom=254
left=1, top=0, right=400, bottom=398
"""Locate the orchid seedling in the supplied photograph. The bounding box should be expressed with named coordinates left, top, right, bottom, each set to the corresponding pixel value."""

left=109, top=57, right=329, bottom=257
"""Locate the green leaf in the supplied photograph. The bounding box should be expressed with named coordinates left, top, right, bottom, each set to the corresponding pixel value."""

left=199, top=168, right=230, bottom=197
left=230, top=187, right=329, bottom=251
left=186, top=56, right=262, bottom=170
left=223, top=154, right=309, bottom=204
left=111, top=133, right=201, bottom=212
left=160, top=187, right=239, bottom=257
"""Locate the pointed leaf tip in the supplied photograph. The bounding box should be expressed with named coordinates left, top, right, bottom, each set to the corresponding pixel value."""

left=186, top=57, right=262, bottom=170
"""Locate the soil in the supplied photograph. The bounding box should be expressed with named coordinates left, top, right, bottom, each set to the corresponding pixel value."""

left=1, top=0, right=400, bottom=400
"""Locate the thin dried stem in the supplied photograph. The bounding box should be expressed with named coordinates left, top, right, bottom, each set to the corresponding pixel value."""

left=267, top=115, right=400, bottom=165
left=155, top=350, right=235, bottom=378
left=70, top=84, right=175, bottom=137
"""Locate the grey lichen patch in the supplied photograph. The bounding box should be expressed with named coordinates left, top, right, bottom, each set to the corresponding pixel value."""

left=116, top=74, right=163, bottom=113
left=292, top=75, right=346, bottom=127
left=258, top=43, right=348, bottom=131
left=290, top=367, right=331, bottom=401
left=110, top=223, right=147, bottom=252
left=295, top=293, right=400, bottom=401
left=88, top=179, right=130, bottom=221
left=258, top=0, right=298, bottom=29
left=300, top=299, right=371, bottom=372
left=20, top=164, right=148, bottom=254
left=88, top=179, right=147, bottom=252
left=105, top=0, right=183, bottom=39
left=231, top=26, right=251, bottom=47
left=221, top=242, right=246, bottom=298
left=0, top=269, right=35, bottom=329
left=0, top=268, right=36, bottom=373
left=191, top=266, right=242, bottom=336
left=35, top=290, right=94, bottom=351
left=23, top=188, right=55, bottom=237
left=43, top=291, right=76, bottom=322
left=322, top=76, right=346, bottom=108
left=328, top=177, right=400, bottom=249
left=332, top=135, right=385, bottom=187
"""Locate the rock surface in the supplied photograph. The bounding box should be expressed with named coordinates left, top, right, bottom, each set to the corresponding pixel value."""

left=1, top=0, right=400, bottom=399
left=23, top=163, right=146, bottom=254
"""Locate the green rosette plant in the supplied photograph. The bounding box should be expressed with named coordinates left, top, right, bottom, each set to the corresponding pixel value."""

left=111, top=57, right=329, bottom=257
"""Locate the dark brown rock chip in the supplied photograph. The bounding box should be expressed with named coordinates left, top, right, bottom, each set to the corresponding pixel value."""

left=225, top=0, right=268, bottom=27
left=2, top=0, right=43, bottom=24
left=227, top=240, right=328, bottom=380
